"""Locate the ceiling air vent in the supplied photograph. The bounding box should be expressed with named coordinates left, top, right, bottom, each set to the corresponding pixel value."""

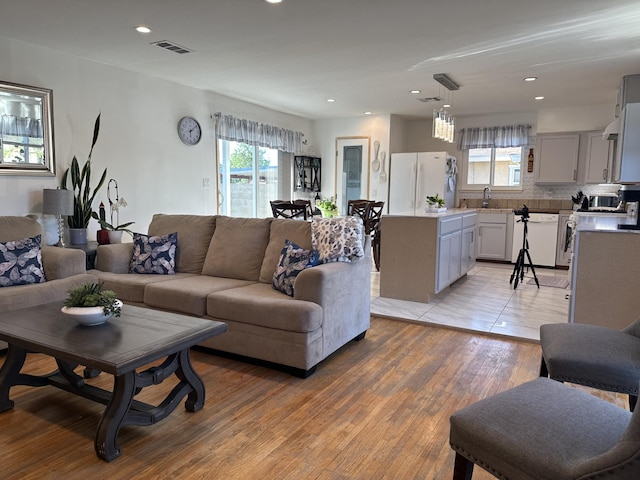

left=417, top=96, right=443, bottom=103
left=151, top=40, right=194, bottom=55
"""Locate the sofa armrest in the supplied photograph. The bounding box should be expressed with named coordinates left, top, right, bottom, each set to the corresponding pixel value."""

left=95, top=243, right=134, bottom=273
left=41, top=246, right=87, bottom=280
left=294, top=236, right=371, bottom=354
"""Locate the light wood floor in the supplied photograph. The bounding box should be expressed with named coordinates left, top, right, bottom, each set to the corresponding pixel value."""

left=0, top=317, right=626, bottom=480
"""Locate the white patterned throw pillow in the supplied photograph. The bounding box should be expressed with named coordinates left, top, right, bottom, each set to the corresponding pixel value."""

left=311, top=216, right=364, bottom=264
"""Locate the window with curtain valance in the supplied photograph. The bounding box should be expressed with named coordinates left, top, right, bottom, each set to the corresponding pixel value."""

left=214, top=112, right=304, bottom=154
left=457, top=124, right=533, bottom=150
left=1, top=114, right=43, bottom=138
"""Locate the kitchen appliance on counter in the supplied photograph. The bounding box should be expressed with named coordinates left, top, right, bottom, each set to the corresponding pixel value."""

left=618, top=185, right=640, bottom=230
left=388, top=151, right=456, bottom=214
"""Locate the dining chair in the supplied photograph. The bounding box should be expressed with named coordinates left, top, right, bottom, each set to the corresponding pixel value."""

left=270, top=200, right=308, bottom=220
left=539, top=319, right=640, bottom=412
left=367, top=201, right=384, bottom=271
left=449, top=377, right=640, bottom=479
left=293, top=199, right=314, bottom=219
left=347, top=199, right=370, bottom=217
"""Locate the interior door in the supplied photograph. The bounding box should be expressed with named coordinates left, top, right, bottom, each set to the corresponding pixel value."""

left=335, top=137, right=370, bottom=214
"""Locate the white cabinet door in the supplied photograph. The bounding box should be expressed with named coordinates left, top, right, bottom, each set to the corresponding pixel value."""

left=478, top=223, right=507, bottom=260
left=534, top=134, right=580, bottom=183
left=585, top=131, right=612, bottom=184
left=461, top=226, right=477, bottom=274
left=437, top=230, right=462, bottom=292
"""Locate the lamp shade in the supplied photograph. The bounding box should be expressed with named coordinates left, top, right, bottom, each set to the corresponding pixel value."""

left=43, top=188, right=73, bottom=216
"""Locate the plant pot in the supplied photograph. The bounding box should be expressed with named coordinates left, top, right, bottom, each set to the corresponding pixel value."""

left=61, top=300, right=123, bottom=326
left=108, top=231, right=123, bottom=244
left=97, top=229, right=110, bottom=245
left=69, top=228, right=88, bottom=245
left=318, top=207, right=338, bottom=218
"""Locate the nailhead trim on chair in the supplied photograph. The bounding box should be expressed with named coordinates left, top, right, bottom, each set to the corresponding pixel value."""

left=450, top=443, right=509, bottom=480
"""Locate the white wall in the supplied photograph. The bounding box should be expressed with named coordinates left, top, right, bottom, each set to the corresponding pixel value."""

left=0, top=36, right=312, bottom=238
left=312, top=115, right=391, bottom=207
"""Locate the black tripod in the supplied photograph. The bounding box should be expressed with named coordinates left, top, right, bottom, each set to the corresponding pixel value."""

left=509, top=205, right=539, bottom=289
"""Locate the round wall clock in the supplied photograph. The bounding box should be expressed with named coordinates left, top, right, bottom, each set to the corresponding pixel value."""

left=177, top=116, right=202, bottom=145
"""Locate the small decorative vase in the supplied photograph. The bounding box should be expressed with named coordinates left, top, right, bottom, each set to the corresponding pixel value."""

left=69, top=228, right=88, bottom=245
left=108, top=230, right=123, bottom=244
left=97, top=229, right=110, bottom=245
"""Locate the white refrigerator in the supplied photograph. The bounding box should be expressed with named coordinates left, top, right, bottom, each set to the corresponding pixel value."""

left=388, top=152, right=457, bottom=215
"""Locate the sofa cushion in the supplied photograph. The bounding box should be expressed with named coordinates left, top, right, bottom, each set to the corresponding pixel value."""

left=311, top=216, right=364, bottom=263
left=91, top=271, right=196, bottom=303
left=0, top=235, right=46, bottom=287
left=202, top=216, right=272, bottom=281
left=259, top=218, right=313, bottom=283
left=148, top=214, right=216, bottom=274
left=206, top=283, right=323, bottom=333
left=0, top=216, right=42, bottom=242
left=130, top=232, right=177, bottom=274
left=272, top=240, right=319, bottom=297
left=145, top=275, right=254, bottom=317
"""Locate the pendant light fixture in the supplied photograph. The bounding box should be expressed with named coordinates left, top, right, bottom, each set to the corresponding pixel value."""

left=432, top=73, right=459, bottom=143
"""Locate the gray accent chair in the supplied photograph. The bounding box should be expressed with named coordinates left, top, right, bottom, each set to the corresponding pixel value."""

left=449, top=377, right=640, bottom=480
left=539, top=320, right=640, bottom=412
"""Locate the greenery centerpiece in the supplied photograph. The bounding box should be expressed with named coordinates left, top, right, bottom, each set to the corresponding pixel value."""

left=426, top=193, right=446, bottom=212
left=316, top=197, right=339, bottom=218
left=60, top=113, right=107, bottom=244
left=62, top=282, right=122, bottom=326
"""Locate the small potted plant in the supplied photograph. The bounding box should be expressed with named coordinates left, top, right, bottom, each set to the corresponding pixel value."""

left=316, top=197, right=339, bottom=218
left=91, top=179, right=134, bottom=243
left=426, top=193, right=447, bottom=213
left=61, top=282, right=122, bottom=326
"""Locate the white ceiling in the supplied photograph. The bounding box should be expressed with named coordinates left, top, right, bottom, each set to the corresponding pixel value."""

left=1, top=0, right=640, bottom=120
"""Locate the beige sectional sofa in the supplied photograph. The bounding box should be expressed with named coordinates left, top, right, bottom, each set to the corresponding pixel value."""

left=0, top=216, right=98, bottom=350
left=91, top=214, right=371, bottom=377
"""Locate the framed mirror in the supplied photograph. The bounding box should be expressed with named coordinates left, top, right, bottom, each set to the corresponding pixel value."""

left=0, top=80, right=55, bottom=176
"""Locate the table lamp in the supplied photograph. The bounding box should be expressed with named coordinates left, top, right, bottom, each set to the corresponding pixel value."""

left=43, top=188, right=74, bottom=247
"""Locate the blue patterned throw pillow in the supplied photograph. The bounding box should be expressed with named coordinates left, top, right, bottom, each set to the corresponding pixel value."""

left=272, top=239, right=319, bottom=297
left=0, top=234, right=46, bottom=287
left=130, top=232, right=177, bottom=274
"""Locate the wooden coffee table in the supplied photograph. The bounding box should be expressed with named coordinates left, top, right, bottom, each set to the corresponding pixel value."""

left=0, top=302, right=227, bottom=462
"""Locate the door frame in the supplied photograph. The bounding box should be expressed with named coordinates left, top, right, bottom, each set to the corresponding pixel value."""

left=335, top=136, right=371, bottom=212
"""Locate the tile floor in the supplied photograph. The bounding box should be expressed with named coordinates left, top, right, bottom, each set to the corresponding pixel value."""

left=370, top=261, right=571, bottom=342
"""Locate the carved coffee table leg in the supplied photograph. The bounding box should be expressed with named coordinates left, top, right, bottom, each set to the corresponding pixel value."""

left=0, top=345, right=26, bottom=412
left=176, top=349, right=205, bottom=412
left=95, top=371, right=136, bottom=462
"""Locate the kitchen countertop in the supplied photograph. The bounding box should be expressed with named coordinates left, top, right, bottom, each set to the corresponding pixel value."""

left=385, top=208, right=478, bottom=218
left=575, top=213, right=640, bottom=232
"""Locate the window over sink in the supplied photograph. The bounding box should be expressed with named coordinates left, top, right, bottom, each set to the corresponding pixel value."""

left=462, top=146, right=523, bottom=191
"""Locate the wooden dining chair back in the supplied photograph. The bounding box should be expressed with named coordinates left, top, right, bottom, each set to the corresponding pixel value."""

left=270, top=201, right=308, bottom=220
left=293, top=199, right=314, bottom=219
left=347, top=199, right=370, bottom=217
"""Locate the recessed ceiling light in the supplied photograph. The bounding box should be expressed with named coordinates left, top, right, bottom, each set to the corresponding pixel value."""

left=524, top=76, right=537, bottom=82
left=326, top=98, right=336, bottom=103
left=265, top=0, right=282, bottom=3
left=443, top=104, right=451, bottom=108
left=410, top=90, right=421, bottom=94
left=135, top=25, right=152, bottom=34
left=534, top=96, right=545, bottom=100
left=364, top=111, right=372, bottom=115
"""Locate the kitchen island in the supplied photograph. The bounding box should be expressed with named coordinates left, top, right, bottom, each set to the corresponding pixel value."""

left=569, top=213, right=640, bottom=330
left=379, top=209, right=478, bottom=302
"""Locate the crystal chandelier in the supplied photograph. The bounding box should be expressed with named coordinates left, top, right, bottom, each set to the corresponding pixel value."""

left=432, top=73, right=459, bottom=143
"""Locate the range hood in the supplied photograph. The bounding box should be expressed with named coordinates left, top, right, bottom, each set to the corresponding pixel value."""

left=603, top=117, right=620, bottom=140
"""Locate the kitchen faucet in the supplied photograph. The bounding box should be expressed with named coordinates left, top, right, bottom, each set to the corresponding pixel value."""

left=482, top=186, right=491, bottom=208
